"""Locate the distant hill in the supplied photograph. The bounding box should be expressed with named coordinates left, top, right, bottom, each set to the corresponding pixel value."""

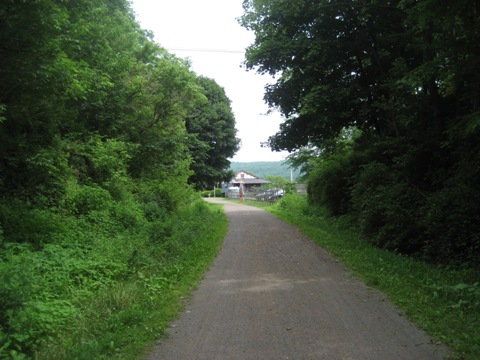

left=230, top=161, right=301, bottom=181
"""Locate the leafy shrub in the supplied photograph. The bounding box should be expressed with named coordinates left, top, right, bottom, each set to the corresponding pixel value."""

left=0, top=246, right=36, bottom=318
left=24, top=145, right=71, bottom=206
left=350, top=162, right=424, bottom=254
left=142, top=201, right=167, bottom=222
left=305, top=136, right=471, bottom=261
left=307, top=154, right=352, bottom=216
left=69, top=185, right=113, bottom=216
left=67, top=136, right=135, bottom=187
left=4, top=300, right=77, bottom=356
left=148, top=217, right=174, bottom=244
left=349, top=162, right=391, bottom=237
left=277, top=193, right=308, bottom=214
left=103, top=177, right=130, bottom=202
left=423, top=183, right=480, bottom=266
left=134, top=179, right=193, bottom=213
left=111, top=199, right=145, bottom=230
left=0, top=201, right=68, bottom=247
left=201, top=189, right=222, bottom=197
left=0, top=241, right=129, bottom=357
left=35, top=199, right=226, bottom=359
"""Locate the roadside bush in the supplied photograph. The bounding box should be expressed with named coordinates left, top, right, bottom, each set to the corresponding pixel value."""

left=69, top=185, right=113, bottom=216
left=134, top=179, right=192, bottom=213
left=304, top=135, right=477, bottom=263
left=111, top=199, right=145, bottom=230
left=32, top=199, right=227, bottom=360
left=201, top=189, right=222, bottom=198
left=277, top=193, right=308, bottom=215
left=423, top=182, right=480, bottom=266
left=0, top=170, right=216, bottom=359
left=0, top=246, right=67, bottom=356
left=142, top=201, right=168, bottom=222
left=349, top=162, right=392, bottom=238
left=0, top=246, right=36, bottom=320
left=0, top=201, right=68, bottom=247
left=307, top=154, right=352, bottom=216
left=67, top=136, right=135, bottom=187
left=5, top=300, right=78, bottom=357
left=350, top=162, right=425, bottom=254
left=23, top=145, right=72, bottom=207
left=0, top=234, right=131, bottom=357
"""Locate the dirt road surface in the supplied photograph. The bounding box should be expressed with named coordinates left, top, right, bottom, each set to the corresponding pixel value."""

left=146, top=198, right=448, bottom=360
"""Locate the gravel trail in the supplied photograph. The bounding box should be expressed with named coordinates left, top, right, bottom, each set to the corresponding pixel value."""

left=146, top=198, right=448, bottom=360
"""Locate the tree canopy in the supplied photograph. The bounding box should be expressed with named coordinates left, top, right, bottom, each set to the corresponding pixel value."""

left=0, top=0, right=239, bottom=200
left=186, top=76, right=240, bottom=189
left=240, top=0, right=479, bottom=150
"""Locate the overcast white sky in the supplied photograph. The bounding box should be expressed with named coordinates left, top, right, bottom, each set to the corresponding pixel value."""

left=129, top=0, right=289, bottom=162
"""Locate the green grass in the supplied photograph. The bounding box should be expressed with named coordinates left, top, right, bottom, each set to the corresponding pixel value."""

left=245, top=194, right=479, bottom=360
left=1, top=199, right=227, bottom=360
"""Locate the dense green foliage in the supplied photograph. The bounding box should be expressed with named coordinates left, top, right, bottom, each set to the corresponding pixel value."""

left=0, top=198, right=227, bottom=359
left=240, top=0, right=480, bottom=267
left=0, top=0, right=236, bottom=357
left=265, top=194, right=480, bottom=360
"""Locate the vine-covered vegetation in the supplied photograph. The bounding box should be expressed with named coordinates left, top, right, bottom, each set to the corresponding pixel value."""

left=0, top=0, right=236, bottom=357
left=241, top=0, right=480, bottom=267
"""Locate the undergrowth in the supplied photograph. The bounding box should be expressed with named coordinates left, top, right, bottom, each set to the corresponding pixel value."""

left=259, top=194, right=479, bottom=360
left=0, top=197, right=227, bottom=359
